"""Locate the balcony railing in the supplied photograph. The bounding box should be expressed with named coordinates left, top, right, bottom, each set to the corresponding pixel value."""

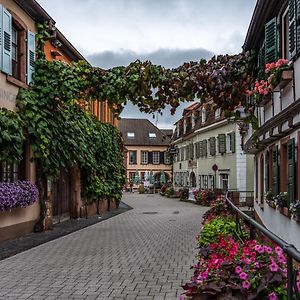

left=226, top=192, right=300, bottom=300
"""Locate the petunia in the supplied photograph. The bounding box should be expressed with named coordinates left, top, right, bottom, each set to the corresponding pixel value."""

left=235, top=266, right=242, bottom=274
left=242, top=280, right=251, bottom=289
left=269, top=263, right=279, bottom=272
left=268, top=292, right=278, bottom=300
left=239, top=272, right=248, bottom=280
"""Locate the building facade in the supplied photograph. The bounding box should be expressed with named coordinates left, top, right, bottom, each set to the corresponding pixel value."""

left=243, top=0, right=300, bottom=250
left=0, top=0, right=118, bottom=242
left=172, top=103, right=254, bottom=198
left=118, top=118, right=172, bottom=186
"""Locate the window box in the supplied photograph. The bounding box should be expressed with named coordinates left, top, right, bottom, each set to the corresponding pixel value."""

left=278, top=206, right=291, bottom=218
left=273, top=70, right=293, bottom=92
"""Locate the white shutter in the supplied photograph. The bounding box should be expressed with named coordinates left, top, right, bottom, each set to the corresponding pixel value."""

left=27, top=30, right=35, bottom=84
left=2, top=7, right=12, bottom=75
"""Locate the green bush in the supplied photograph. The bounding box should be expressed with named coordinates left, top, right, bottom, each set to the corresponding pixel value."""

left=197, top=217, right=247, bottom=247
left=165, top=187, right=174, bottom=197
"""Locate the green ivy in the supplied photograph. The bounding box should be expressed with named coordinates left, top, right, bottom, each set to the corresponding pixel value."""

left=0, top=108, right=24, bottom=163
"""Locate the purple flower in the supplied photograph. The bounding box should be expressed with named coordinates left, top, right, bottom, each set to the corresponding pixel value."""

left=269, top=263, right=279, bottom=272
left=275, top=246, right=283, bottom=255
left=268, top=292, right=278, bottom=300
left=255, top=245, right=265, bottom=253
left=235, top=266, right=242, bottom=274
left=278, top=255, right=286, bottom=264
left=0, top=181, right=38, bottom=211
left=239, top=272, right=248, bottom=280
left=242, top=280, right=251, bottom=289
left=297, top=281, right=300, bottom=292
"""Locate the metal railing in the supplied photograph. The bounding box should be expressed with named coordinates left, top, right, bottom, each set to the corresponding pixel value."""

left=226, top=192, right=300, bottom=300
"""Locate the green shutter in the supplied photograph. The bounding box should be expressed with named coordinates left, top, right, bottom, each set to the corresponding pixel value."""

left=297, top=0, right=300, bottom=55
left=203, top=140, right=207, bottom=156
left=257, top=48, right=264, bottom=80
left=265, top=17, right=278, bottom=63
left=230, top=132, right=236, bottom=153
left=190, top=144, right=194, bottom=159
left=265, top=151, right=270, bottom=191
left=209, top=137, right=216, bottom=156
left=272, top=146, right=279, bottom=195
left=287, top=139, right=295, bottom=205
left=218, top=134, right=226, bottom=154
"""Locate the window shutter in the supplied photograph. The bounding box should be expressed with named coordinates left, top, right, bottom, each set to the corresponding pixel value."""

left=230, top=132, right=236, bottom=153
left=2, top=7, right=12, bottom=75
left=203, top=140, right=207, bottom=156
left=296, top=0, right=300, bottom=55
left=287, top=139, right=295, bottom=205
left=190, top=144, right=194, bottom=159
left=27, top=31, right=36, bottom=84
left=0, top=5, right=3, bottom=71
left=257, top=48, right=264, bottom=80
left=209, top=137, right=216, bottom=156
left=265, top=151, right=270, bottom=191
left=289, top=0, right=297, bottom=59
left=218, top=134, right=226, bottom=154
left=148, top=152, right=153, bottom=164
left=159, top=152, right=164, bottom=164
left=272, top=146, right=279, bottom=195
left=265, top=17, right=278, bottom=63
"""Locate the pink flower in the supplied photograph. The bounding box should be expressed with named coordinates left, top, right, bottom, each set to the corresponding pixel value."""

left=179, top=295, right=185, bottom=300
left=277, top=255, right=286, bottom=264
left=275, top=246, right=283, bottom=255
left=297, top=281, right=300, bottom=292
left=242, top=280, right=251, bottom=289
left=235, top=266, right=242, bottom=274
left=239, top=272, right=248, bottom=280
left=269, top=263, right=279, bottom=272
left=255, top=245, right=265, bottom=253
left=268, top=292, right=278, bottom=300
left=264, top=246, right=273, bottom=254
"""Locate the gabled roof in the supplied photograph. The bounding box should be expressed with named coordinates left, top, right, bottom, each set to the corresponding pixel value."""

left=118, top=118, right=171, bottom=146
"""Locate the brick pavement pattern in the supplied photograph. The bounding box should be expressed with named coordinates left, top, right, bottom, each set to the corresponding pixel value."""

left=0, top=193, right=207, bottom=300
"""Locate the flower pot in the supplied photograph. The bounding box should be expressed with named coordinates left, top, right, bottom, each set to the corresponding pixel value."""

left=282, top=207, right=291, bottom=218
left=268, top=200, right=276, bottom=209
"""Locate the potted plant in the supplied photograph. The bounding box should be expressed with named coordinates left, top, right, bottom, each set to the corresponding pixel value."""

left=265, top=190, right=275, bottom=209
left=274, top=192, right=290, bottom=217
left=289, top=200, right=300, bottom=223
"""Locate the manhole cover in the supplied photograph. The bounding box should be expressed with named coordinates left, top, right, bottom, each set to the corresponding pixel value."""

left=142, top=212, right=158, bottom=214
left=173, top=211, right=180, bottom=214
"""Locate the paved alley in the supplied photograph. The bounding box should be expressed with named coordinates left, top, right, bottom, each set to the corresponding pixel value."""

left=0, top=193, right=207, bottom=300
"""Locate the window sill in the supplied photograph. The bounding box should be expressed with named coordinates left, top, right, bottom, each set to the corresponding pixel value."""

left=6, top=76, right=28, bottom=89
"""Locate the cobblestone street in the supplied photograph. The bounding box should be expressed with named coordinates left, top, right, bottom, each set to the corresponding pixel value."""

left=0, top=193, right=207, bottom=300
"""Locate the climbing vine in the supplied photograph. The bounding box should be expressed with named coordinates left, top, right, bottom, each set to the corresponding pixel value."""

left=0, top=108, right=24, bottom=163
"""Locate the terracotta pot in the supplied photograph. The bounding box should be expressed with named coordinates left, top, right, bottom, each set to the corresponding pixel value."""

left=268, top=201, right=276, bottom=209
left=282, top=207, right=291, bottom=218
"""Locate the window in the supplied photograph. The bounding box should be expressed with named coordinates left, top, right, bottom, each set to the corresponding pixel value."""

left=202, top=175, right=208, bottom=189
left=209, top=175, right=215, bottom=189
left=127, top=132, right=135, bottom=138
left=129, top=172, right=135, bottom=182
left=141, top=151, right=148, bottom=164
left=164, top=152, right=170, bottom=164
left=129, top=151, right=137, bottom=165
left=198, top=175, right=202, bottom=189
left=220, top=173, right=229, bottom=190
left=1, top=162, right=19, bottom=182
left=215, top=108, right=221, bottom=119
left=153, top=151, right=160, bottom=164
left=12, top=25, right=20, bottom=79
left=149, top=133, right=156, bottom=138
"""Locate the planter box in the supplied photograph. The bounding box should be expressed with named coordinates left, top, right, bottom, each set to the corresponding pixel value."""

left=268, top=200, right=276, bottom=209
left=273, top=70, right=293, bottom=92
left=277, top=206, right=290, bottom=218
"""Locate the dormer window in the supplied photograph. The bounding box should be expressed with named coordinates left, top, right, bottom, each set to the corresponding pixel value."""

left=149, top=133, right=156, bottom=138
left=202, top=108, right=207, bottom=124
left=215, top=108, right=221, bottom=119
left=127, top=132, right=135, bottom=138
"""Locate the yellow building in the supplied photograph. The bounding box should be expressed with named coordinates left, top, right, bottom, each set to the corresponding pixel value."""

left=118, top=118, right=172, bottom=186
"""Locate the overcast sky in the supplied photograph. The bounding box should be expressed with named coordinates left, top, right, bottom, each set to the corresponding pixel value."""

left=37, top=0, right=256, bottom=129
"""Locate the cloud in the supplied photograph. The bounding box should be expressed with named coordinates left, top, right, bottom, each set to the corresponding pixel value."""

left=87, top=48, right=214, bottom=69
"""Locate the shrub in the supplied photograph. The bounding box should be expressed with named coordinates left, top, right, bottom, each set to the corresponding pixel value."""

left=274, top=192, right=288, bottom=208
left=197, top=216, right=247, bottom=247
left=0, top=181, right=38, bottom=211
left=165, top=187, right=174, bottom=197
left=138, top=184, right=145, bottom=194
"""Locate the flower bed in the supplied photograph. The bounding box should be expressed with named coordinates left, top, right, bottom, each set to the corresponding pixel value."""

left=181, top=199, right=300, bottom=299
left=0, top=181, right=38, bottom=211
left=193, top=189, right=217, bottom=206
